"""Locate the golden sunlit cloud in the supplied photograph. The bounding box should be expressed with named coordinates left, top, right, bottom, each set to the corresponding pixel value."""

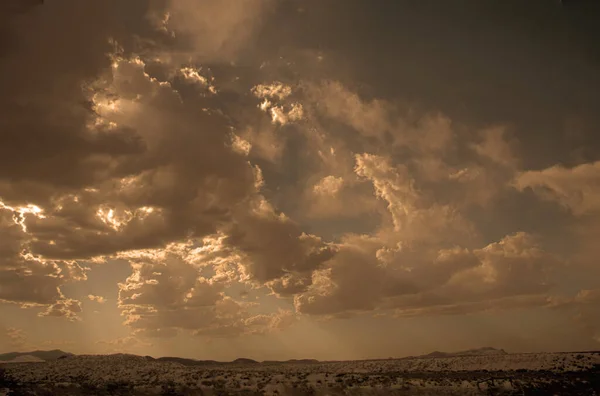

left=252, top=82, right=293, bottom=100
left=87, top=295, right=107, bottom=304
left=313, top=176, right=344, bottom=196
left=0, top=201, right=46, bottom=232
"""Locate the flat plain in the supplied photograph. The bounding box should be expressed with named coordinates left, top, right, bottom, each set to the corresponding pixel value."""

left=1, top=351, right=599, bottom=395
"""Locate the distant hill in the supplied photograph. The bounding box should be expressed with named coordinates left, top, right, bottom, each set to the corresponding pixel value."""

left=264, top=359, right=320, bottom=364
left=0, top=350, right=73, bottom=362
left=405, top=347, right=508, bottom=360
left=0, top=355, right=45, bottom=363
left=156, top=356, right=221, bottom=366
left=0, top=347, right=508, bottom=366
left=232, top=358, right=259, bottom=365
left=155, top=357, right=265, bottom=366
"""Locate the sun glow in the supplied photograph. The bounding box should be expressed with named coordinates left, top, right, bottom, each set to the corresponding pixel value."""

left=92, top=94, right=122, bottom=115
left=96, top=207, right=132, bottom=231
left=96, top=205, right=160, bottom=231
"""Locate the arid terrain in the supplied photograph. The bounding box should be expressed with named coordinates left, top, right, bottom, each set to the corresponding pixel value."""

left=1, top=350, right=599, bottom=395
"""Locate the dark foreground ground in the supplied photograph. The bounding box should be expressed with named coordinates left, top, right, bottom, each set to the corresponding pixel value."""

left=1, top=369, right=599, bottom=395
left=1, top=353, right=599, bottom=395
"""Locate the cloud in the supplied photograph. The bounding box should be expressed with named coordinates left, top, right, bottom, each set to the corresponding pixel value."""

left=194, top=309, right=297, bottom=338
left=305, top=81, right=459, bottom=156
left=0, top=327, right=27, bottom=350
left=471, top=127, right=519, bottom=169
left=0, top=270, right=62, bottom=305
left=18, top=55, right=257, bottom=261
left=392, top=295, right=552, bottom=319
left=512, top=160, right=600, bottom=282
left=0, top=1, right=334, bottom=328
left=304, top=179, right=381, bottom=220
left=0, top=1, right=164, bottom=201
left=0, top=2, right=167, bottom=315
left=443, top=232, right=560, bottom=299
left=158, top=0, right=274, bottom=62
left=39, top=299, right=82, bottom=321
left=7, top=52, right=333, bottom=288
left=269, top=83, right=561, bottom=319
left=295, top=232, right=562, bottom=317
left=117, top=242, right=237, bottom=336
left=224, top=198, right=337, bottom=289
left=0, top=205, right=85, bottom=316
left=39, top=339, right=76, bottom=348
left=1, top=0, right=596, bottom=351
left=306, top=81, right=393, bottom=140
left=87, top=295, right=107, bottom=304
left=514, top=161, right=600, bottom=215
left=117, top=239, right=301, bottom=338
left=313, top=176, right=344, bottom=196
left=549, top=289, right=600, bottom=344
left=303, top=81, right=519, bottom=209
left=252, top=81, right=305, bottom=125
left=354, top=153, right=475, bottom=244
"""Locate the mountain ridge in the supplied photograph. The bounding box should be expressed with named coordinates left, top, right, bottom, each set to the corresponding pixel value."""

left=0, top=349, right=73, bottom=362
left=0, top=347, right=507, bottom=364
left=402, top=347, right=508, bottom=360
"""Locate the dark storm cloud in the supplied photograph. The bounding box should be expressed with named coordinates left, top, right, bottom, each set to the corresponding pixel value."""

left=0, top=0, right=336, bottom=330
left=0, top=0, right=163, bottom=202
left=266, top=0, right=600, bottom=170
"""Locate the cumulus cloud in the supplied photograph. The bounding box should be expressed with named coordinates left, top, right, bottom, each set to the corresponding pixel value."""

left=160, top=0, right=273, bottom=62
left=252, top=81, right=305, bottom=125
left=39, top=299, right=82, bottom=321
left=306, top=81, right=393, bottom=140
left=313, top=176, right=344, bottom=196
left=88, top=295, right=107, bottom=304
left=513, top=160, right=600, bottom=283
left=225, top=198, right=336, bottom=288
left=0, top=0, right=334, bottom=324
left=0, top=1, right=164, bottom=200
left=302, top=81, right=521, bottom=210
left=0, top=204, right=85, bottom=317
left=443, top=232, right=560, bottom=299
left=116, top=238, right=303, bottom=337
left=514, top=161, right=600, bottom=215
left=354, top=153, right=476, bottom=244
left=295, top=231, right=562, bottom=317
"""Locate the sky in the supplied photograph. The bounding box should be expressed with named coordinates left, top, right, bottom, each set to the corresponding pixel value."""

left=0, top=0, right=600, bottom=361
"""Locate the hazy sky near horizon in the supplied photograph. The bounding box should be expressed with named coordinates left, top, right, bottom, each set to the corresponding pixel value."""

left=1, top=0, right=600, bottom=361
